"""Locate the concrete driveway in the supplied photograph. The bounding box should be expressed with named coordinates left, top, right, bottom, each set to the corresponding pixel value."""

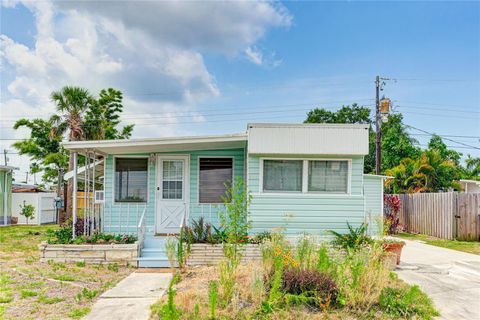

left=396, top=238, right=480, bottom=320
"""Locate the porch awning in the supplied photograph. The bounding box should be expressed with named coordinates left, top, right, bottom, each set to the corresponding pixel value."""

left=63, top=159, right=104, bottom=182
left=62, top=133, right=247, bottom=155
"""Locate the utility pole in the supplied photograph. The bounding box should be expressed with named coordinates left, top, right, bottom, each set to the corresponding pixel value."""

left=25, top=171, right=29, bottom=184
left=375, top=76, right=394, bottom=175
left=3, top=150, right=7, bottom=166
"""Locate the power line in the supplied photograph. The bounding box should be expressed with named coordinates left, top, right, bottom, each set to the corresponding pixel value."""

left=409, top=133, right=480, bottom=139
left=0, top=98, right=375, bottom=121
left=392, top=111, right=475, bottom=120
left=406, top=124, right=480, bottom=150
left=396, top=105, right=480, bottom=115
left=394, top=78, right=479, bottom=83
left=0, top=103, right=375, bottom=123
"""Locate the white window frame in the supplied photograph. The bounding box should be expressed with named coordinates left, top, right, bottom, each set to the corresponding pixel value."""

left=112, top=155, right=150, bottom=204
left=259, top=157, right=352, bottom=195
left=197, top=156, right=235, bottom=204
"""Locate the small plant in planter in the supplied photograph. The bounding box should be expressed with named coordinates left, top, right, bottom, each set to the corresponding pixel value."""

left=381, top=239, right=406, bottom=265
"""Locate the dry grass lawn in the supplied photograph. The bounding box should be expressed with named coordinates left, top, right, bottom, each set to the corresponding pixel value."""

left=0, top=225, right=133, bottom=320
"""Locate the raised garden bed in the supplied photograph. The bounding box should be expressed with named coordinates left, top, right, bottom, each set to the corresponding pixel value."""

left=187, top=243, right=261, bottom=266
left=39, top=241, right=139, bottom=266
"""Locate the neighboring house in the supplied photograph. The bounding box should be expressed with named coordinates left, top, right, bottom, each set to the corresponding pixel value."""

left=0, top=166, right=17, bottom=226
left=459, top=179, right=480, bottom=193
left=64, top=123, right=386, bottom=266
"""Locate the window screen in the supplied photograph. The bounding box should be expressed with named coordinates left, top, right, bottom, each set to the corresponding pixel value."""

left=263, top=160, right=303, bottom=192
left=308, top=160, right=348, bottom=193
left=115, top=158, right=148, bottom=202
left=199, top=158, right=233, bottom=203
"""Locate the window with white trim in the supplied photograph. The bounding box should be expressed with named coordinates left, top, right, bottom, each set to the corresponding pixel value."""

left=199, top=158, right=233, bottom=203
left=308, top=160, right=348, bottom=193
left=263, top=160, right=303, bottom=192
left=262, top=159, right=349, bottom=194
left=115, top=158, right=148, bottom=202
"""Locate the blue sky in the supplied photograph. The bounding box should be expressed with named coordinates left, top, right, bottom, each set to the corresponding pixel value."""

left=0, top=1, right=479, bottom=183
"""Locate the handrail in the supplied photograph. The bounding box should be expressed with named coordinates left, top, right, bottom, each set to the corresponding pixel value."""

left=137, top=206, right=147, bottom=249
left=138, top=206, right=147, bottom=229
left=180, top=204, right=187, bottom=229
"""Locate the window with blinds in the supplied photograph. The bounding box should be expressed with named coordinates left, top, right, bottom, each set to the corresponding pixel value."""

left=199, top=158, right=233, bottom=203
left=262, top=159, right=349, bottom=194
left=114, top=158, right=148, bottom=202
left=308, top=160, right=348, bottom=193
left=263, top=160, right=303, bottom=192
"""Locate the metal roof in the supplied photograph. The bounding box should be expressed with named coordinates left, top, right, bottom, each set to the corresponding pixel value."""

left=62, top=133, right=247, bottom=155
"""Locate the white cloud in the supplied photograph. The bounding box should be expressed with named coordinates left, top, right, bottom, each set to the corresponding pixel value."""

left=245, top=46, right=264, bottom=65
left=0, top=0, right=291, bottom=183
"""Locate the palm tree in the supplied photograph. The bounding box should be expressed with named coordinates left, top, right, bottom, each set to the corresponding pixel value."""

left=50, top=86, right=93, bottom=219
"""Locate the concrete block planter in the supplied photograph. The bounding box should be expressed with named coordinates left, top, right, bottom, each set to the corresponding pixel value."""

left=187, top=243, right=261, bottom=266
left=38, top=241, right=140, bottom=266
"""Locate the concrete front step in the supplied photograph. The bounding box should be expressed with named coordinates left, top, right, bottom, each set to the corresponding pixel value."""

left=137, top=257, right=171, bottom=268
left=141, top=249, right=167, bottom=258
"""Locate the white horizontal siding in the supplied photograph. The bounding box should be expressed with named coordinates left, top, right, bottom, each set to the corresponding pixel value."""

left=248, top=154, right=367, bottom=236
left=248, top=124, right=369, bottom=155
left=363, top=175, right=384, bottom=235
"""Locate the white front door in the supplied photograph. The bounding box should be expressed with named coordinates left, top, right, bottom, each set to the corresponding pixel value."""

left=156, top=155, right=189, bottom=234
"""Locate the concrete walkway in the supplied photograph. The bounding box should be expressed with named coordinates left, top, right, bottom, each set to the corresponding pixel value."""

left=84, top=272, right=172, bottom=320
left=396, top=238, right=480, bottom=320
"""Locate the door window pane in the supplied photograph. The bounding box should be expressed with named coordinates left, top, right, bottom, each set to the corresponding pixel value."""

left=199, top=158, right=233, bottom=203
left=162, top=160, right=183, bottom=200
left=115, top=158, right=148, bottom=202
left=263, top=160, right=303, bottom=192
left=308, top=161, right=348, bottom=193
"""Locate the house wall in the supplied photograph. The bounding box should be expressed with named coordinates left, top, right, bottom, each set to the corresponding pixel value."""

left=103, top=148, right=245, bottom=233
left=247, top=155, right=366, bottom=236
left=363, top=175, right=384, bottom=236
left=0, top=171, right=12, bottom=226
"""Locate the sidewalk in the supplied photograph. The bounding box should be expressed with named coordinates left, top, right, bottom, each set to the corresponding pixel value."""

left=396, top=238, right=480, bottom=320
left=84, top=271, right=172, bottom=320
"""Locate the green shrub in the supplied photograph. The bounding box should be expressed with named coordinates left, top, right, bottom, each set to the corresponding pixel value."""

left=379, top=285, right=439, bottom=319
left=47, top=225, right=73, bottom=244
left=75, top=288, right=98, bottom=301
left=19, top=202, right=35, bottom=224
left=328, top=222, right=373, bottom=250
left=282, top=268, right=338, bottom=308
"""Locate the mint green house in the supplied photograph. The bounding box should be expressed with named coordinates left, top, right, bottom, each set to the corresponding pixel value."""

left=64, top=123, right=386, bottom=267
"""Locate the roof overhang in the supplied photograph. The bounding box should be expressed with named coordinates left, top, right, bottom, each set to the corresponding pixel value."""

left=63, top=133, right=248, bottom=155
left=459, top=179, right=480, bottom=186
left=0, top=165, right=18, bottom=172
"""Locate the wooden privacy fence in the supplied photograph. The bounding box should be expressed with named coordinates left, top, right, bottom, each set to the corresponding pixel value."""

left=393, top=193, right=480, bottom=241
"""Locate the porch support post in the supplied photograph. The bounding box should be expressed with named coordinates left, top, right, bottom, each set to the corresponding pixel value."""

left=72, top=151, right=78, bottom=239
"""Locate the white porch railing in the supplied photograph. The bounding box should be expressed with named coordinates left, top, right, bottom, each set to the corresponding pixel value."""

left=102, top=202, right=148, bottom=235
